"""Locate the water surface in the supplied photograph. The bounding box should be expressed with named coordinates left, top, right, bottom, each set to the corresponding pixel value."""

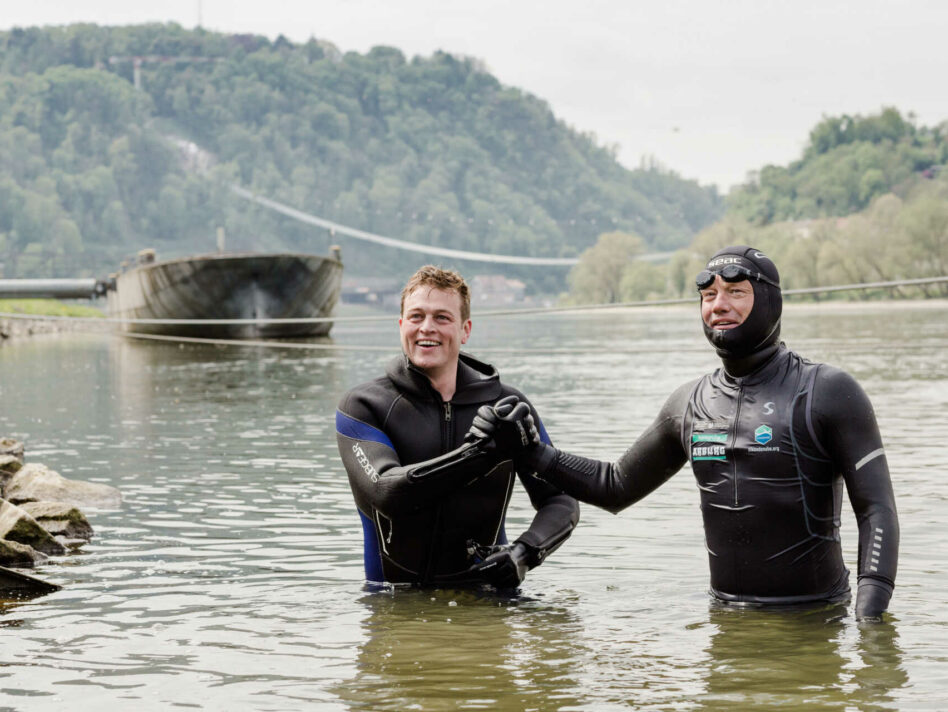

left=0, top=300, right=946, bottom=710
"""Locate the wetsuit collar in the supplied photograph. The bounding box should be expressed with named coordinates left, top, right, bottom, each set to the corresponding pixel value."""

left=388, top=352, right=503, bottom=404
left=720, top=342, right=783, bottom=381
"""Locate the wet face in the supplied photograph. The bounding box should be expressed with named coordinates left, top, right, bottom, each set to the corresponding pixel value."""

left=700, top=275, right=755, bottom=331
left=399, top=286, right=472, bottom=382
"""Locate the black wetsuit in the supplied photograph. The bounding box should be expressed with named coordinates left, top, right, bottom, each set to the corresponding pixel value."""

left=336, top=353, right=579, bottom=585
left=528, top=343, right=899, bottom=607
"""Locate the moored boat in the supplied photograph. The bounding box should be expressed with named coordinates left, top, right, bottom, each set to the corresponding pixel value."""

left=106, top=247, right=343, bottom=339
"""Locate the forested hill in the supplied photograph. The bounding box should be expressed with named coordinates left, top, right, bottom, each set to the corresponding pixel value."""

left=0, top=24, right=722, bottom=282
left=728, top=108, right=948, bottom=224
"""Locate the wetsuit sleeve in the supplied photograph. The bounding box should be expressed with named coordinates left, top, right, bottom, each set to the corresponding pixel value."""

left=512, top=488, right=580, bottom=567
left=523, top=382, right=692, bottom=514
left=509, top=399, right=580, bottom=568
left=337, top=396, right=499, bottom=515
left=812, top=367, right=899, bottom=617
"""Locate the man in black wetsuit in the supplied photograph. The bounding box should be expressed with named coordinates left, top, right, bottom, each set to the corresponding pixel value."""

left=473, top=246, right=899, bottom=619
left=336, top=265, right=579, bottom=588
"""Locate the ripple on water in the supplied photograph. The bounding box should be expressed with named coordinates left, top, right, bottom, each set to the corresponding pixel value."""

left=0, top=306, right=945, bottom=709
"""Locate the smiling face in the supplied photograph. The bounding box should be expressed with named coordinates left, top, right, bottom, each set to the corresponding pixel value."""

left=399, top=286, right=472, bottom=386
left=700, top=275, right=755, bottom=331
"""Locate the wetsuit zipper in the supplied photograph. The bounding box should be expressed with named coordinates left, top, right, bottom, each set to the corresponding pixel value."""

left=442, top=401, right=453, bottom=448
left=423, top=399, right=453, bottom=584
left=732, top=382, right=744, bottom=507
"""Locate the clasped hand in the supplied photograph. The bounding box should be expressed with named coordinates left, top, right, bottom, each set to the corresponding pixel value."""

left=466, top=541, right=530, bottom=590
left=464, top=395, right=540, bottom=454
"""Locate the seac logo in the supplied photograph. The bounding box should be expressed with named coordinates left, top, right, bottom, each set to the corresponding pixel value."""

left=352, top=443, right=380, bottom=482
left=754, top=425, right=773, bottom=445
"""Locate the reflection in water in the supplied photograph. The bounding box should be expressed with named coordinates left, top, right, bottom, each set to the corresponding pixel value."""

left=337, top=589, right=584, bottom=711
left=698, top=605, right=906, bottom=711
left=848, top=621, right=909, bottom=710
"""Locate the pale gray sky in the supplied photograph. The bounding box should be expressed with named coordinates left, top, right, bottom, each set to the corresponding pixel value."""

left=5, top=0, right=948, bottom=191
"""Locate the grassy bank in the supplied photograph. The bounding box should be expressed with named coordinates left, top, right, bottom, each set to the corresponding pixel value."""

left=0, top=299, right=104, bottom=318
left=0, top=299, right=106, bottom=340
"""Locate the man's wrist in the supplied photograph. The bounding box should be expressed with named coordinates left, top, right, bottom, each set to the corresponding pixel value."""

left=520, top=442, right=556, bottom=475
left=855, top=578, right=893, bottom=620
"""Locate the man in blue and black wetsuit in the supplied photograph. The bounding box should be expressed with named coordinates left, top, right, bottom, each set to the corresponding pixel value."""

left=473, top=246, right=899, bottom=620
left=336, top=265, right=579, bottom=588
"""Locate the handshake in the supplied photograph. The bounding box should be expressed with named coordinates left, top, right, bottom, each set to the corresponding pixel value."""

left=463, top=395, right=541, bottom=455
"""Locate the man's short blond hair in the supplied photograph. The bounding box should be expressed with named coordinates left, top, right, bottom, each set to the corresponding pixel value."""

left=400, top=265, right=471, bottom=321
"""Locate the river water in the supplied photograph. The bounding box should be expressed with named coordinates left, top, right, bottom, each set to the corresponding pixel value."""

left=0, top=300, right=946, bottom=710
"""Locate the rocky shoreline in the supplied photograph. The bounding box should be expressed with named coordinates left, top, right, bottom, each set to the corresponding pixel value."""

left=1, top=436, right=121, bottom=597
left=0, top=315, right=109, bottom=340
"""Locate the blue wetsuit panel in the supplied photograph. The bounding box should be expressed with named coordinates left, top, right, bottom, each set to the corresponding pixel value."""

left=538, top=420, right=552, bottom=446
left=358, top=509, right=384, bottom=582
left=336, top=410, right=395, bottom=450
left=339, top=411, right=393, bottom=581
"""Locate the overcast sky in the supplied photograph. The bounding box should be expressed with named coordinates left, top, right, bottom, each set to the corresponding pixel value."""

left=4, top=0, right=948, bottom=191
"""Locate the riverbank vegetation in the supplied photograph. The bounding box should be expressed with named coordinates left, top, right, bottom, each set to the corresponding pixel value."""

left=568, top=109, right=948, bottom=304
left=0, top=23, right=721, bottom=291
left=0, top=299, right=103, bottom=317
left=2, top=25, right=945, bottom=304
left=728, top=108, right=947, bottom=224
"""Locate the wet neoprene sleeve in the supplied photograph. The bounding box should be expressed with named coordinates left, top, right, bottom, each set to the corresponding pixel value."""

left=338, top=410, right=580, bottom=557
left=522, top=383, right=692, bottom=514
left=338, top=431, right=502, bottom=514
left=512, top=490, right=579, bottom=567
left=811, top=367, right=899, bottom=617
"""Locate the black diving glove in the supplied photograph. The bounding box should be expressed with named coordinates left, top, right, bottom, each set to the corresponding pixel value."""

left=466, top=541, right=531, bottom=590
left=465, top=395, right=540, bottom=455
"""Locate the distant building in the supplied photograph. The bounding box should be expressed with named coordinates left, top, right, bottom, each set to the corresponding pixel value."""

left=341, top=276, right=402, bottom=309
left=469, top=274, right=526, bottom=307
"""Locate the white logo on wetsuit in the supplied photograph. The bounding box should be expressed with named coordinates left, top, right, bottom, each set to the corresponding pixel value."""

left=695, top=419, right=729, bottom=430
left=352, top=443, right=380, bottom=482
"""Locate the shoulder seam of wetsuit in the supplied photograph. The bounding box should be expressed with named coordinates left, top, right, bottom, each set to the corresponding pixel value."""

left=381, top=393, right=404, bottom=432
left=682, top=376, right=705, bottom=446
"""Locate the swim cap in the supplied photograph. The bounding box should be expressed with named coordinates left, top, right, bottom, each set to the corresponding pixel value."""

left=700, top=246, right=782, bottom=358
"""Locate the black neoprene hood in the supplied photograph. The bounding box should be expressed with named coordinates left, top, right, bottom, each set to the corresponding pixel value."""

left=701, top=245, right=783, bottom=359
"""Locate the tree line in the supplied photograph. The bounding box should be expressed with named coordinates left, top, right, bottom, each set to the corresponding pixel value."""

left=568, top=142, right=948, bottom=304
left=0, top=23, right=722, bottom=288
left=727, top=107, right=947, bottom=225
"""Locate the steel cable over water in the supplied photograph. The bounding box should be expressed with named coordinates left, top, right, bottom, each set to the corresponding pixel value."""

left=231, top=186, right=583, bottom=266
left=228, top=186, right=673, bottom=264
left=3, top=275, right=947, bottom=352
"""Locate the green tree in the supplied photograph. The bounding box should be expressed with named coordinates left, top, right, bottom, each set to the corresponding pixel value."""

left=0, top=23, right=724, bottom=282
left=619, top=260, right=667, bottom=301
left=730, top=108, right=944, bottom=225
left=568, top=231, right=645, bottom=304
left=900, top=189, right=948, bottom=294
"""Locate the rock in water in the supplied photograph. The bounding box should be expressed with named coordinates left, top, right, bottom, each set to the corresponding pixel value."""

left=0, top=438, right=24, bottom=462
left=0, top=455, right=22, bottom=495
left=0, top=500, right=67, bottom=557
left=0, top=563, right=60, bottom=597
left=20, top=502, right=94, bottom=544
left=0, top=455, right=22, bottom=475
left=0, top=538, right=47, bottom=567
left=5, top=464, right=122, bottom=510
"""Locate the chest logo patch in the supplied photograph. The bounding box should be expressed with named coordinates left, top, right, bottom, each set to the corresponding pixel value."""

left=692, top=432, right=728, bottom=462
left=754, top=425, right=773, bottom=445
